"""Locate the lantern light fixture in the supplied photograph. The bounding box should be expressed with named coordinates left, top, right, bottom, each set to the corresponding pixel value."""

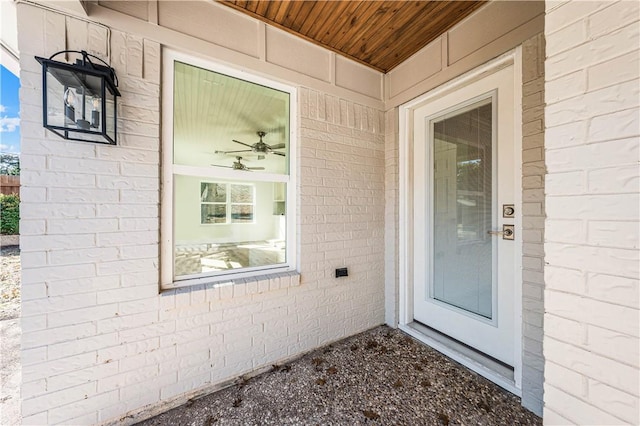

left=35, top=50, right=121, bottom=145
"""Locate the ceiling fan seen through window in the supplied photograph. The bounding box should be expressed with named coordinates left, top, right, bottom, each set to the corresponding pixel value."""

left=211, top=156, right=265, bottom=172
left=215, top=131, right=285, bottom=160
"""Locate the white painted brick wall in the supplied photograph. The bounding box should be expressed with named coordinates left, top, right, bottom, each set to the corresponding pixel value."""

left=18, top=4, right=385, bottom=424
left=544, top=1, right=640, bottom=424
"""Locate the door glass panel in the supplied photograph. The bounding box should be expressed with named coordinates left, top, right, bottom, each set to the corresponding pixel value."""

left=431, top=99, right=493, bottom=318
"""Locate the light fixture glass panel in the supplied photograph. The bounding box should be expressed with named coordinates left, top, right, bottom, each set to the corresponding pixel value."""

left=45, top=71, right=66, bottom=128
left=105, top=89, right=116, bottom=143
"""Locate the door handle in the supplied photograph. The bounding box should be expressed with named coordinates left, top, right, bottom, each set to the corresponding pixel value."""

left=487, top=225, right=515, bottom=240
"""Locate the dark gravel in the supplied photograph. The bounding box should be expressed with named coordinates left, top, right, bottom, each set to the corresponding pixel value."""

left=137, top=326, right=541, bottom=426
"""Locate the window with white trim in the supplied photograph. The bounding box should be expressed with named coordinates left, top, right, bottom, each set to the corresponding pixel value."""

left=161, top=51, right=297, bottom=288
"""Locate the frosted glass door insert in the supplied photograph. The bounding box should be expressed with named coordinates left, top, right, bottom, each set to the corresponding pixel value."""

left=431, top=99, right=493, bottom=318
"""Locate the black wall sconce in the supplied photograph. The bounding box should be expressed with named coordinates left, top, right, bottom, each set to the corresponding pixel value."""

left=35, top=50, right=121, bottom=145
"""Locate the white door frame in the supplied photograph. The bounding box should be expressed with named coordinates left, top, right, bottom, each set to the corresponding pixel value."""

left=398, top=48, right=523, bottom=394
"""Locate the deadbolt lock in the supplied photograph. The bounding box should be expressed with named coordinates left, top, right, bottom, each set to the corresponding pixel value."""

left=503, top=204, right=515, bottom=218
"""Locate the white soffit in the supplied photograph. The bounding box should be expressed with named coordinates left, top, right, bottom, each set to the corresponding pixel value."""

left=0, top=0, right=19, bottom=76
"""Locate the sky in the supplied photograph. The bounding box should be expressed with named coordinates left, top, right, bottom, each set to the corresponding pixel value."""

left=0, top=64, right=21, bottom=155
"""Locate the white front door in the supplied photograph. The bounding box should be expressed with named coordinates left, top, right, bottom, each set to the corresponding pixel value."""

left=412, top=64, right=517, bottom=366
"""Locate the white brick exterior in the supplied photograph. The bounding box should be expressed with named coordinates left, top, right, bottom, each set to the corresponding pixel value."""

left=543, top=1, right=640, bottom=424
left=18, top=3, right=384, bottom=424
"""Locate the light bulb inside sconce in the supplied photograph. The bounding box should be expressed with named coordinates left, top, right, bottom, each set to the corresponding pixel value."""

left=63, top=87, right=76, bottom=106
left=63, top=88, right=76, bottom=125
left=91, top=96, right=100, bottom=129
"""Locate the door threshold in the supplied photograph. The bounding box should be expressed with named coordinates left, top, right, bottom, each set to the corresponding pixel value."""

left=400, top=322, right=521, bottom=397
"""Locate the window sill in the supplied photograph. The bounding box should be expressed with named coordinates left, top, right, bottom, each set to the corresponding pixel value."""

left=160, top=269, right=300, bottom=296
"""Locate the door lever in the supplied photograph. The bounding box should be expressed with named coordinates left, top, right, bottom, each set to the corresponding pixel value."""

left=487, top=225, right=515, bottom=240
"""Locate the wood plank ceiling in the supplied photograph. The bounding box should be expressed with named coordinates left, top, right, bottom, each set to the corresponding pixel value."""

left=217, top=1, right=487, bottom=73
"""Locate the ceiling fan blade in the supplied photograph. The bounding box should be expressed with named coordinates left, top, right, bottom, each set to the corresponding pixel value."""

left=232, top=139, right=255, bottom=148
left=272, top=151, right=286, bottom=157
left=270, top=143, right=286, bottom=149
left=248, top=167, right=265, bottom=170
left=211, top=164, right=233, bottom=168
left=218, top=149, right=252, bottom=154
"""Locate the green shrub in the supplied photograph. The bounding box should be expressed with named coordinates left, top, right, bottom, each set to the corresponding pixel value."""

left=0, top=193, right=19, bottom=235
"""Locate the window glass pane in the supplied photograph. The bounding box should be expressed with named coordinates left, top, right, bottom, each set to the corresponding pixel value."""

left=174, top=174, right=286, bottom=278
left=170, top=58, right=293, bottom=283
left=201, top=204, right=226, bottom=224
left=230, top=184, right=252, bottom=204
left=201, top=182, right=226, bottom=203
left=173, top=61, right=289, bottom=175
left=432, top=100, right=493, bottom=319
left=231, top=205, right=253, bottom=223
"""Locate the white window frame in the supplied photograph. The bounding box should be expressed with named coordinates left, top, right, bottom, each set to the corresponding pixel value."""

left=161, top=49, right=298, bottom=290
left=200, top=181, right=255, bottom=225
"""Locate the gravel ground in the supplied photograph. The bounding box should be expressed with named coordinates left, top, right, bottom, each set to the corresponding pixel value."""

left=0, top=246, right=20, bottom=321
left=138, top=326, right=541, bottom=426
left=0, top=318, right=20, bottom=426
left=0, top=245, right=21, bottom=426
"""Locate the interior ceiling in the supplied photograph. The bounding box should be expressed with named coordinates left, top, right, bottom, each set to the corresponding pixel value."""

left=173, top=61, right=290, bottom=173
left=218, top=0, right=487, bottom=73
